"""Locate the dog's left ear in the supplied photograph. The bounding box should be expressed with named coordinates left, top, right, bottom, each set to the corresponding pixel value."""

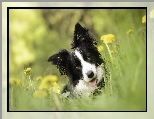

left=71, top=23, right=97, bottom=49
left=48, top=49, right=70, bottom=75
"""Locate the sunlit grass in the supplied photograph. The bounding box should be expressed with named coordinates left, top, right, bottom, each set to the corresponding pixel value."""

left=9, top=27, right=146, bottom=111
left=9, top=10, right=146, bottom=111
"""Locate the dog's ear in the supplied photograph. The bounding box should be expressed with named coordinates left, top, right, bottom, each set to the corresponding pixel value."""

left=71, top=23, right=97, bottom=49
left=48, top=49, right=70, bottom=75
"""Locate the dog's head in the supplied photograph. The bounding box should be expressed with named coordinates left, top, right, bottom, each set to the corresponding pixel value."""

left=48, top=23, right=104, bottom=96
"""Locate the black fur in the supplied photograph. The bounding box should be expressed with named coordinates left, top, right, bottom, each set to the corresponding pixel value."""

left=48, top=49, right=70, bottom=75
left=48, top=23, right=104, bottom=96
left=71, top=23, right=97, bottom=49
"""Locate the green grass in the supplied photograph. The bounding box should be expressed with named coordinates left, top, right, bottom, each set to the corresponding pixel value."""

left=9, top=26, right=146, bottom=111
left=9, top=9, right=146, bottom=111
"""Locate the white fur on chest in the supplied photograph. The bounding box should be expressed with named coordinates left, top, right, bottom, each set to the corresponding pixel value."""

left=73, top=80, right=97, bottom=96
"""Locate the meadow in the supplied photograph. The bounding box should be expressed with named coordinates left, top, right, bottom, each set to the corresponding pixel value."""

left=9, top=9, right=146, bottom=111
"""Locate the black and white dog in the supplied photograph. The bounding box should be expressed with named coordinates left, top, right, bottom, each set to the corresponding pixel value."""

left=48, top=23, right=105, bottom=97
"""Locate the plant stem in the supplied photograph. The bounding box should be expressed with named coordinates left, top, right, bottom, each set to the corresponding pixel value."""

left=105, top=43, right=113, bottom=60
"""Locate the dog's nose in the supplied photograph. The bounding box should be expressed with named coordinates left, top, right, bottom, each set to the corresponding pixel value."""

left=86, top=70, right=94, bottom=78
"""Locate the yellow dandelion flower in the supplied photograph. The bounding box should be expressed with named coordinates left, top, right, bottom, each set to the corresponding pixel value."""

left=150, top=9, right=154, bottom=18
left=142, top=15, right=146, bottom=23
left=39, top=75, right=58, bottom=90
left=36, top=76, right=42, bottom=81
left=100, top=34, right=115, bottom=44
left=44, top=75, right=58, bottom=82
left=9, top=78, right=20, bottom=86
left=127, top=29, right=133, bottom=35
left=97, top=45, right=103, bottom=52
left=33, top=90, right=47, bottom=98
left=24, top=68, right=32, bottom=74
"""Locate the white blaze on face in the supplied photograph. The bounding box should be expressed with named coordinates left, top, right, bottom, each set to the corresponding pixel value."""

left=74, top=50, right=104, bottom=96
left=75, top=50, right=96, bottom=82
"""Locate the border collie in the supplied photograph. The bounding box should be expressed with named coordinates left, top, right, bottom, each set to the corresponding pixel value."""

left=48, top=23, right=105, bottom=97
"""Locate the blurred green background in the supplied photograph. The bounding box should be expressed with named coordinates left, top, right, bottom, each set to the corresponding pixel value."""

left=9, top=9, right=146, bottom=111
left=9, top=9, right=145, bottom=75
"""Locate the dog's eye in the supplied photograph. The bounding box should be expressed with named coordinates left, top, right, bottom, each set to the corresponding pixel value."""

left=75, top=60, right=81, bottom=69
left=87, top=56, right=91, bottom=61
left=75, top=63, right=81, bottom=69
left=83, top=55, right=90, bottom=61
left=75, top=66, right=81, bottom=69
